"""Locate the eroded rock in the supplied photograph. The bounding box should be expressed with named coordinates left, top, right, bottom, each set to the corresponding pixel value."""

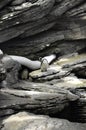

left=1, top=55, right=21, bottom=86
left=1, top=112, right=86, bottom=130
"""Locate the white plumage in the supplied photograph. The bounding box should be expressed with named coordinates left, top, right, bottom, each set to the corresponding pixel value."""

left=0, top=49, right=4, bottom=59
left=41, top=58, right=49, bottom=72
left=0, top=49, right=3, bottom=55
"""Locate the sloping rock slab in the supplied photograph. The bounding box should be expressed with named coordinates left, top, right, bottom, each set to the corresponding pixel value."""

left=0, top=87, right=78, bottom=117
left=0, top=0, right=12, bottom=10
left=55, top=53, right=86, bottom=68
left=1, top=112, right=86, bottom=130
left=29, top=65, right=70, bottom=81
left=29, top=65, right=61, bottom=78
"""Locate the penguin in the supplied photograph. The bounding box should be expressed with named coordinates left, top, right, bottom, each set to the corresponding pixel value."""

left=0, top=49, right=4, bottom=59
left=40, top=58, right=49, bottom=72
left=19, top=67, right=29, bottom=80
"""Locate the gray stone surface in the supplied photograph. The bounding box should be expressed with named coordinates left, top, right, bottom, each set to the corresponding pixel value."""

left=0, top=86, right=78, bottom=117
left=1, top=112, right=86, bottom=130
left=0, top=0, right=86, bottom=128
left=1, top=55, right=21, bottom=85
left=0, top=0, right=86, bottom=59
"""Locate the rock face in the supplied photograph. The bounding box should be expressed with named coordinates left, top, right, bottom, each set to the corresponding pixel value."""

left=0, top=86, right=79, bottom=116
left=1, top=112, right=86, bottom=130
left=0, top=0, right=12, bottom=10
left=29, top=53, right=86, bottom=83
left=1, top=55, right=21, bottom=86
left=0, top=52, right=86, bottom=124
left=0, top=0, right=86, bottom=58
left=0, top=0, right=86, bottom=129
left=0, top=62, right=6, bottom=82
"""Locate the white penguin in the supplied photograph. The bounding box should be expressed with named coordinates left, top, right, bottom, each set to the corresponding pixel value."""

left=0, top=49, right=4, bottom=59
left=20, top=68, right=29, bottom=80
left=0, top=49, right=3, bottom=55
left=40, top=58, right=49, bottom=72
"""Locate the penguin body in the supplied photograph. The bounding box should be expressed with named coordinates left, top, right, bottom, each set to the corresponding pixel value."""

left=40, top=58, right=49, bottom=72
left=0, top=49, right=4, bottom=59
left=20, top=68, right=29, bottom=80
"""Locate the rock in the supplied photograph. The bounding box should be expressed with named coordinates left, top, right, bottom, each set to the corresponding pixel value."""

left=0, top=109, right=14, bottom=117
left=65, top=2, right=86, bottom=17
left=0, top=0, right=86, bottom=126
left=11, top=0, right=26, bottom=6
left=54, top=53, right=86, bottom=68
left=69, top=88, right=86, bottom=122
left=0, top=0, right=55, bottom=43
left=1, top=112, right=86, bottom=130
left=0, top=0, right=12, bottom=10
left=1, top=36, right=86, bottom=60
left=0, top=86, right=79, bottom=117
left=29, top=65, right=61, bottom=80
left=71, top=63, right=86, bottom=78
left=26, top=0, right=38, bottom=3
left=1, top=55, right=21, bottom=85
left=43, top=75, right=86, bottom=90
left=0, top=62, right=6, bottom=82
left=51, top=0, right=84, bottom=17
left=0, top=0, right=86, bottom=60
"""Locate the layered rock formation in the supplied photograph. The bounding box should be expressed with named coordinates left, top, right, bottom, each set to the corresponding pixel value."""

left=0, top=0, right=86, bottom=130
left=0, top=0, right=86, bottom=58
left=1, top=112, right=86, bottom=130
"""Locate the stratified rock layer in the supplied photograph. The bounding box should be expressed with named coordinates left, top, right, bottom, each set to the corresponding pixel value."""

left=0, top=0, right=86, bottom=59
left=1, top=112, right=86, bottom=130
left=0, top=0, right=86, bottom=129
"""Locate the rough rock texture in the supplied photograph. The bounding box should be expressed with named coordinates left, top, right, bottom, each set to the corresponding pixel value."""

left=0, top=0, right=86, bottom=59
left=0, top=52, right=86, bottom=124
left=0, top=86, right=78, bottom=116
left=0, top=61, right=6, bottom=82
left=0, top=0, right=12, bottom=10
left=0, top=0, right=86, bottom=129
left=1, top=55, right=21, bottom=86
left=1, top=112, right=86, bottom=130
left=29, top=53, right=86, bottom=82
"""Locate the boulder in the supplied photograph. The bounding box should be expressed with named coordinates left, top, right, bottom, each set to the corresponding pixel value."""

left=1, top=112, right=86, bottom=130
